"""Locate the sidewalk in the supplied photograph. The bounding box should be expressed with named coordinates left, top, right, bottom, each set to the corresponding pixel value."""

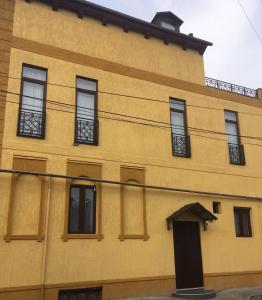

left=116, top=286, right=262, bottom=300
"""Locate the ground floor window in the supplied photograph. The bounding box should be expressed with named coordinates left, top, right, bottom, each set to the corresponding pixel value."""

left=234, top=207, right=252, bottom=237
left=68, top=185, right=96, bottom=234
left=59, top=287, right=102, bottom=300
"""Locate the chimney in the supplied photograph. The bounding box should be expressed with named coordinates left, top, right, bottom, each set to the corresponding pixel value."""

left=257, top=88, right=262, bottom=100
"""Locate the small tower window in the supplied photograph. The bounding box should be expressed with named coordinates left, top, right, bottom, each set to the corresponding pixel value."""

left=160, top=21, right=176, bottom=31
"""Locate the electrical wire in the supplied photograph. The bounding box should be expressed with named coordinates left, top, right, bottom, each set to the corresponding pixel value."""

left=2, top=144, right=262, bottom=181
left=0, top=92, right=228, bottom=144
left=2, top=88, right=262, bottom=143
left=236, top=0, right=262, bottom=44
left=4, top=91, right=262, bottom=149
left=0, top=72, right=260, bottom=119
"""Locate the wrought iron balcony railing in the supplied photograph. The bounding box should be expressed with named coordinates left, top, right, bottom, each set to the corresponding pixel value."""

left=75, top=118, right=98, bottom=145
left=172, top=134, right=191, bottom=157
left=17, top=108, right=45, bottom=138
left=205, top=77, right=257, bottom=98
left=228, top=143, right=245, bottom=165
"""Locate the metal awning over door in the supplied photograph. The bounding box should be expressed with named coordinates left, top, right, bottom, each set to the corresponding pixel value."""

left=166, top=202, right=217, bottom=230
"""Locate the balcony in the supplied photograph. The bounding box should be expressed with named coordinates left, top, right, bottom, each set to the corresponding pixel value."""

left=75, top=118, right=98, bottom=145
left=205, top=77, right=257, bottom=98
left=228, top=143, right=245, bottom=165
left=17, top=108, right=45, bottom=138
left=172, top=134, right=191, bottom=157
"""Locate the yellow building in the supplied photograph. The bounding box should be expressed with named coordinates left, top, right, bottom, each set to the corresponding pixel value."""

left=1, top=0, right=262, bottom=299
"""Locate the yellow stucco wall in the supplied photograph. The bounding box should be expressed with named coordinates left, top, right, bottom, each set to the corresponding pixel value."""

left=12, top=0, right=205, bottom=85
left=0, top=0, right=262, bottom=298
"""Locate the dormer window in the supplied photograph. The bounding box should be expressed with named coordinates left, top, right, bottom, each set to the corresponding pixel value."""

left=151, top=11, right=184, bottom=33
left=160, top=21, right=176, bottom=31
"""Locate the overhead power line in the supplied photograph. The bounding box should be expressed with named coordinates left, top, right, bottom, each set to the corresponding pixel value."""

left=236, top=0, right=262, bottom=44
left=2, top=88, right=262, bottom=145
left=0, top=168, right=260, bottom=201
left=3, top=144, right=262, bottom=181
left=0, top=72, right=261, bottom=118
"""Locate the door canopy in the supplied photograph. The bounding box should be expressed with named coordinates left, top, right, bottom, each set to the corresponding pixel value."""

left=166, top=202, right=217, bottom=231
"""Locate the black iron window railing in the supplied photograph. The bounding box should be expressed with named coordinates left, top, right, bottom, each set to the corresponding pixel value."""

left=205, top=77, right=257, bottom=98
left=75, top=118, right=98, bottom=145
left=17, top=64, right=47, bottom=139
left=228, top=143, right=245, bottom=165
left=172, top=133, right=191, bottom=157
left=18, top=108, right=46, bottom=138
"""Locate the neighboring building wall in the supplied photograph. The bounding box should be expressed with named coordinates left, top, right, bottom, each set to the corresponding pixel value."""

left=0, top=1, right=262, bottom=300
left=0, top=0, right=15, bottom=163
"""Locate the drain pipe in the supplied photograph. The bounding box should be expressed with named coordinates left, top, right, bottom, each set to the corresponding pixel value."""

left=40, top=177, right=52, bottom=300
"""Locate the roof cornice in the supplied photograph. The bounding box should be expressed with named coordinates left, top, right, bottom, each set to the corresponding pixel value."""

left=27, top=0, right=213, bottom=54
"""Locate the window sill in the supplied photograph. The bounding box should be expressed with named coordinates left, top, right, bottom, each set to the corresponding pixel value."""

left=4, top=234, right=44, bottom=242
left=230, top=162, right=246, bottom=166
left=17, top=133, right=45, bottom=139
left=62, top=234, right=104, bottom=241
left=119, top=234, right=149, bottom=241
left=173, top=154, right=191, bottom=158
left=74, top=141, right=98, bottom=146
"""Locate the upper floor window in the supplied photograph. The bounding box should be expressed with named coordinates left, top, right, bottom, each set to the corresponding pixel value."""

left=234, top=207, right=252, bottom=237
left=170, top=99, right=191, bottom=157
left=68, top=185, right=96, bottom=234
left=17, top=64, right=47, bottom=138
left=224, top=110, right=245, bottom=165
left=75, top=77, right=98, bottom=145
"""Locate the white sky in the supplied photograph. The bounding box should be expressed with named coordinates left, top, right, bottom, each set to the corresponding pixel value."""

left=89, top=0, right=262, bottom=90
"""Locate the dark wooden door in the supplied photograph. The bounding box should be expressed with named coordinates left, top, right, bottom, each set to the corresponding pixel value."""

left=173, top=221, right=203, bottom=289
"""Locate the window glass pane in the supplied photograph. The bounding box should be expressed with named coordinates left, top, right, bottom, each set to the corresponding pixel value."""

left=77, top=78, right=97, bottom=91
left=161, top=21, right=175, bottom=31
left=83, top=188, right=95, bottom=233
left=171, top=111, right=185, bottom=135
left=234, top=210, right=241, bottom=236
left=170, top=99, right=184, bottom=111
left=225, top=111, right=237, bottom=121
left=23, top=66, right=46, bottom=81
left=226, top=122, right=238, bottom=144
left=69, top=187, right=80, bottom=233
left=242, top=210, right=250, bottom=236
left=22, top=81, right=44, bottom=112
left=77, top=92, right=95, bottom=120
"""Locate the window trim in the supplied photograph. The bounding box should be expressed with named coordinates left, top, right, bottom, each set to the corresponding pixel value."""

left=233, top=207, right=252, bottom=238
left=74, top=76, right=98, bottom=146
left=68, top=184, right=96, bottom=235
left=224, top=109, right=241, bottom=145
left=17, top=63, right=47, bottom=139
left=169, top=98, right=191, bottom=158
left=119, top=166, right=149, bottom=241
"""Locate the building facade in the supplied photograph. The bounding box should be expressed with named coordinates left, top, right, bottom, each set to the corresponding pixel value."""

left=0, top=0, right=262, bottom=299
